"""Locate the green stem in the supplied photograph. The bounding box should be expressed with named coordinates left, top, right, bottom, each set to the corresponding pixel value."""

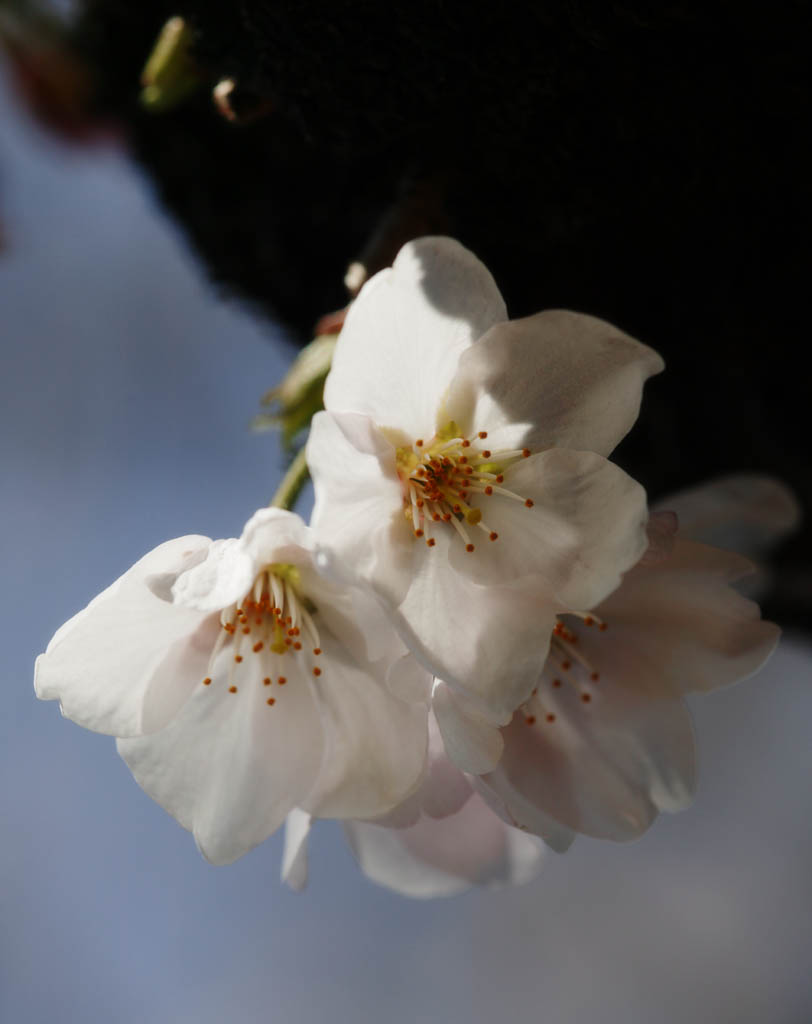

left=270, top=446, right=310, bottom=510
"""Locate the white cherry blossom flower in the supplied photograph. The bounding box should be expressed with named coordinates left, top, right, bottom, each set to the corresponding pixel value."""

left=308, top=236, right=664, bottom=723
left=35, top=509, right=428, bottom=865
left=476, top=491, right=782, bottom=846
left=282, top=715, right=544, bottom=899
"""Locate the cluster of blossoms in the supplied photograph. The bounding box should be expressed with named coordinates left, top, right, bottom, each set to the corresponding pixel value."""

left=35, top=238, right=784, bottom=897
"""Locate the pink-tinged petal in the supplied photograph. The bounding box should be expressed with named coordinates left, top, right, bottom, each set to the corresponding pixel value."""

left=484, top=683, right=696, bottom=842
left=392, top=531, right=558, bottom=719
left=324, top=237, right=507, bottom=441
left=301, top=631, right=428, bottom=822
left=442, top=309, right=663, bottom=456
left=281, top=809, right=312, bottom=891
left=34, top=536, right=213, bottom=737
left=308, top=410, right=413, bottom=606
left=344, top=791, right=544, bottom=899
left=448, top=448, right=649, bottom=610
left=582, top=538, right=780, bottom=698
left=118, top=654, right=323, bottom=865
left=432, top=681, right=504, bottom=774
left=652, top=474, right=801, bottom=554
left=469, top=775, right=576, bottom=853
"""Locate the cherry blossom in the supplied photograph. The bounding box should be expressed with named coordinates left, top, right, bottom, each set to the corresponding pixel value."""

left=308, top=236, right=663, bottom=723
left=477, top=496, right=782, bottom=845
left=35, top=509, right=428, bottom=864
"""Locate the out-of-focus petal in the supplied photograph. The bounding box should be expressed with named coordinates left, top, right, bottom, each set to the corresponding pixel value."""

left=583, top=538, right=780, bottom=698
left=324, top=237, right=507, bottom=441
left=344, top=791, right=544, bottom=899
left=653, top=474, right=801, bottom=554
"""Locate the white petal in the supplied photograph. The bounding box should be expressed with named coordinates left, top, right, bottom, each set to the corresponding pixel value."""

left=118, top=656, right=323, bottom=865
left=652, top=474, right=801, bottom=554
left=172, top=509, right=313, bottom=613
left=344, top=791, right=544, bottom=899
left=584, top=538, right=780, bottom=698
left=308, top=410, right=412, bottom=605
left=386, top=653, right=433, bottom=704
left=301, top=631, right=428, bottom=822
left=484, top=684, right=696, bottom=842
left=324, top=237, right=507, bottom=441
left=442, top=309, right=663, bottom=455
left=392, top=530, right=558, bottom=719
left=34, top=536, right=213, bottom=736
left=281, top=809, right=312, bottom=891
left=448, top=448, right=649, bottom=609
left=432, top=681, right=504, bottom=774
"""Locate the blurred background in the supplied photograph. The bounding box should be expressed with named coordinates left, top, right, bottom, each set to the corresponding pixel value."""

left=2, top=26, right=812, bottom=1024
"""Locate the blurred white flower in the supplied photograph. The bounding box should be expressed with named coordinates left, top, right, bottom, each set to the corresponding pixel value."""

left=308, top=236, right=663, bottom=726
left=283, top=715, right=544, bottom=899
left=35, top=509, right=428, bottom=864
left=477, top=495, right=782, bottom=846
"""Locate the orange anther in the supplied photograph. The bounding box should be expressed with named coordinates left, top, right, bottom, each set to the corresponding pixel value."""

left=266, top=697, right=276, bottom=705
left=581, top=693, right=592, bottom=703
left=263, top=677, right=271, bottom=686
left=496, top=474, right=504, bottom=483
left=489, top=531, right=498, bottom=541
left=427, top=537, right=436, bottom=547
left=465, top=543, right=475, bottom=552
left=253, top=642, right=264, bottom=653
left=552, top=679, right=562, bottom=688
left=313, top=647, right=322, bottom=656
left=416, top=439, right=424, bottom=447
left=278, top=676, right=287, bottom=685
left=234, top=655, right=243, bottom=663
left=481, top=450, right=491, bottom=458
left=484, top=486, right=493, bottom=495
left=478, top=431, right=488, bottom=439
left=202, top=677, right=212, bottom=686
left=293, top=642, right=302, bottom=650
left=414, top=528, right=424, bottom=538
left=525, top=498, right=534, bottom=508
left=462, top=439, right=471, bottom=448
left=313, top=667, right=322, bottom=677
left=525, top=715, right=536, bottom=725
left=546, top=713, right=556, bottom=723
left=229, top=685, right=238, bottom=693
left=522, top=448, right=531, bottom=458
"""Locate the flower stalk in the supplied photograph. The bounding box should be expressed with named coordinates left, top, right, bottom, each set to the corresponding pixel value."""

left=271, top=446, right=310, bottom=511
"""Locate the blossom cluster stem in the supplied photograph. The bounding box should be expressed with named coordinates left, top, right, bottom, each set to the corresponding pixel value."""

left=271, top=446, right=310, bottom=511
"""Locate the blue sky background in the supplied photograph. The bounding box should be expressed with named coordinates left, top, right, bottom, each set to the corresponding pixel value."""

left=2, top=60, right=811, bottom=1024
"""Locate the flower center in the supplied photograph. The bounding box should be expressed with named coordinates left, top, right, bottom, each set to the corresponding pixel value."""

left=200, top=563, right=323, bottom=704
left=395, top=421, right=534, bottom=552
left=521, top=613, right=608, bottom=725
